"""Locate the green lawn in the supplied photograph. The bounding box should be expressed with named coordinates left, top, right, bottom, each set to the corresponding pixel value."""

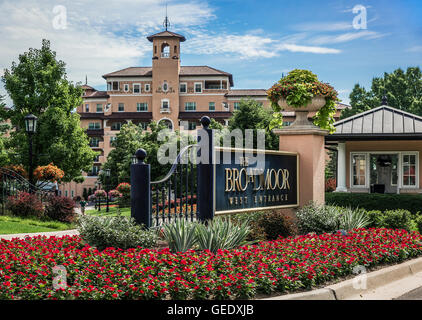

left=86, top=206, right=131, bottom=217
left=0, top=215, right=74, bottom=235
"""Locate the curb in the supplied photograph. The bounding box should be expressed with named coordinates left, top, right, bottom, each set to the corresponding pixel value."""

left=0, top=229, right=79, bottom=241
left=262, top=256, right=422, bottom=300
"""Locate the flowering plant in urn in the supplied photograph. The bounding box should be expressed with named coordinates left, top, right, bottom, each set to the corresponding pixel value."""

left=267, top=69, right=339, bottom=132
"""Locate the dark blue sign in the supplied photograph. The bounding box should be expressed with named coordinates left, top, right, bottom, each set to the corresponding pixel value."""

left=214, top=148, right=299, bottom=215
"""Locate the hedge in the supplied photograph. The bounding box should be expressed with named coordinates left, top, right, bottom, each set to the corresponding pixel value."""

left=325, top=192, right=422, bottom=215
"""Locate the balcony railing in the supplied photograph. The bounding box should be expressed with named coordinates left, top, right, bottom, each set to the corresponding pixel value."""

left=161, top=52, right=170, bottom=58
left=160, top=107, right=171, bottom=114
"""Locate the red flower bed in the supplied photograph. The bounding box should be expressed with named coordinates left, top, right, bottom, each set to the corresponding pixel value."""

left=1, top=228, right=421, bottom=300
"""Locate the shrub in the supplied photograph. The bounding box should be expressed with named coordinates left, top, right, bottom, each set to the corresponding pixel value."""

left=77, top=214, right=157, bottom=250
left=116, top=183, right=130, bottom=196
left=338, top=207, right=370, bottom=231
left=6, top=192, right=44, bottom=218
left=195, top=218, right=250, bottom=253
left=94, top=189, right=107, bottom=198
left=296, top=203, right=340, bottom=234
left=256, top=211, right=295, bottom=240
left=326, top=193, right=422, bottom=215
left=366, top=210, right=383, bottom=228
left=381, top=210, right=414, bottom=231
left=160, top=218, right=197, bottom=253
left=232, top=211, right=268, bottom=241
left=414, top=215, right=422, bottom=234
left=44, top=195, right=76, bottom=223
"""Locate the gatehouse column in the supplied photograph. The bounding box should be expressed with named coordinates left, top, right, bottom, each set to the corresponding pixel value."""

left=336, top=142, right=348, bottom=192
left=274, top=127, right=328, bottom=207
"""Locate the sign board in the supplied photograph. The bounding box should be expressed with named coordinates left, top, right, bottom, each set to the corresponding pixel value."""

left=214, top=148, right=299, bottom=215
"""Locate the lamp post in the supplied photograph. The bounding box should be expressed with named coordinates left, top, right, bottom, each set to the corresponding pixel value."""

left=24, top=114, right=38, bottom=191
left=105, top=169, right=110, bottom=212
left=95, top=180, right=101, bottom=212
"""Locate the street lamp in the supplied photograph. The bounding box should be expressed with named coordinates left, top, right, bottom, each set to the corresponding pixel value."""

left=24, top=114, right=38, bottom=190
left=105, top=169, right=111, bottom=212
left=95, top=180, right=101, bottom=212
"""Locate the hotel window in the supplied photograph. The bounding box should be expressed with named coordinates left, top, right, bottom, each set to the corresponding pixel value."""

left=145, top=84, right=151, bottom=92
left=111, top=122, right=123, bottom=131
left=234, top=102, right=240, bottom=110
left=65, top=190, right=68, bottom=197
left=90, top=137, right=100, bottom=148
left=209, top=102, right=215, bottom=111
left=352, top=154, right=367, bottom=187
left=118, top=103, right=124, bottom=112
left=137, top=103, right=148, bottom=112
left=133, top=84, right=140, bottom=94
left=91, top=166, right=100, bottom=176
left=185, top=102, right=196, bottom=111
left=161, top=99, right=169, bottom=111
left=93, top=154, right=100, bottom=162
left=194, top=83, right=202, bottom=93
left=180, top=83, right=187, bottom=93
left=88, top=122, right=101, bottom=130
left=71, top=190, right=74, bottom=198
left=222, top=102, right=229, bottom=111
left=85, top=104, right=89, bottom=112
left=402, top=154, right=417, bottom=187
left=124, top=84, right=129, bottom=92
left=107, top=81, right=119, bottom=91
left=188, top=122, right=197, bottom=130
left=96, top=104, right=103, bottom=113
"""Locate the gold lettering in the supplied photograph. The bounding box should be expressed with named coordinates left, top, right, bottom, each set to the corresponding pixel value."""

left=225, top=169, right=234, bottom=192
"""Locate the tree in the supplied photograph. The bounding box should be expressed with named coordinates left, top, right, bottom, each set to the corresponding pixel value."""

left=100, top=121, right=192, bottom=188
left=1, top=39, right=96, bottom=182
left=228, top=99, right=279, bottom=150
left=342, top=67, right=422, bottom=119
left=0, top=95, right=11, bottom=167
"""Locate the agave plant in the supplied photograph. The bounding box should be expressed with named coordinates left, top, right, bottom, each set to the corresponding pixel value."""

left=195, top=218, right=250, bottom=253
left=338, top=207, right=370, bottom=231
left=161, top=218, right=198, bottom=253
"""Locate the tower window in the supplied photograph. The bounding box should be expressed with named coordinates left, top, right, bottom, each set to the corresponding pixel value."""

left=174, top=46, right=177, bottom=54
left=145, top=84, right=151, bottom=92
left=133, top=84, right=140, bottom=93
left=180, top=83, right=187, bottom=93
left=162, top=81, right=169, bottom=92
left=161, top=43, right=170, bottom=58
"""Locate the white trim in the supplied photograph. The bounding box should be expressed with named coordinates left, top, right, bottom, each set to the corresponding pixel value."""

left=179, top=76, right=228, bottom=81
left=82, top=99, right=107, bottom=102
left=179, top=82, right=187, bottom=93
left=350, top=152, right=369, bottom=188
left=158, top=117, right=174, bottom=131
left=227, top=97, right=267, bottom=101
left=107, top=80, right=120, bottom=91
left=123, top=84, right=130, bottom=92
left=161, top=99, right=170, bottom=113
left=105, top=77, right=152, bottom=81
left=145, top=83, right=151, bottom=92
left=401, top=152, right=419, bottom=189
left=109, top=94, right=152, bottom=97
left=117, top=103, right=125, bottom=112
left=180, top=93, right=226, bottom=96
left=349, top=151, right=420, bottom=192
left=194, top=82, right=203, bottom=93
left=133, top=83, right=141, bottom=94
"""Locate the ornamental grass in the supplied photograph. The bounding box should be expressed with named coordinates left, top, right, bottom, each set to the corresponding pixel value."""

left=1, top=228, right=421, bottom=300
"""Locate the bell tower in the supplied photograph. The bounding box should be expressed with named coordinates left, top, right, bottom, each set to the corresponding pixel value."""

left=147, top=15, right=186, bottom=130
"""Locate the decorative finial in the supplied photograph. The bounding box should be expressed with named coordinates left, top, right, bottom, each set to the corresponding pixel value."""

left=135, top=148, right=147, bottom=163
left=382, top=95, right=388, bottom=106
left=163, top=3, right=171, bottom=31
left=85, top=75, right=88, bottom=85
left=200, top=116, right=211, bottom=129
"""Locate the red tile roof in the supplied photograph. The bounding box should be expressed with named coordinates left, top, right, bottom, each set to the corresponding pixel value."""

left=102, top=66, right=234, bottom=86
left=83, top=91, right=109, bottom=99
left=147, top=31, right=186, bottom=42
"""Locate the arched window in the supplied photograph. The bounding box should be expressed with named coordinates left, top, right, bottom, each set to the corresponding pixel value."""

left=158, top=118, right=173, bottom=130
left=161, top=43, right=170, bottom=58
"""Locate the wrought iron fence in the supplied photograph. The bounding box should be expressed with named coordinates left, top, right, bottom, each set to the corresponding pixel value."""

left=0, top=167, right=56, bottom=215
left=150, top=144, right=198, bottom=226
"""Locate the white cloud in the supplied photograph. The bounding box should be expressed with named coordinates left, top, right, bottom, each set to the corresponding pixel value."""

left=294, top=21, right=353, bottom=32
left=0, top=0, right=214, bottom=94
left=278, top=44, right=341, bottom=54
left=310, top=30, right=386, bottom=45
left=407, top=46, right=422, bottom=53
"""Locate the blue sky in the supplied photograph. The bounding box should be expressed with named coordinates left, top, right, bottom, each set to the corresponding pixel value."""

left=0, top=0, right=421, bottom=105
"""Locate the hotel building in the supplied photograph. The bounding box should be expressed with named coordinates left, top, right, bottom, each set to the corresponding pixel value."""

left=59, top=29, right=347, bottom=198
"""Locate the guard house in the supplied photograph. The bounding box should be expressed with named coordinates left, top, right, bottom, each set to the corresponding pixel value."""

left=326, top=99, right=422, bottom=194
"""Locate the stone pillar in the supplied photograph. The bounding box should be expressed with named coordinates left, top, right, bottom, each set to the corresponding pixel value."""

left=274, top=127, right=328, bottom=207
left=336, top=142, right=348, bottom=192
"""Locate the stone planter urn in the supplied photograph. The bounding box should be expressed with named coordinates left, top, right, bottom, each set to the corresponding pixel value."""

left=279, top=96, right=326, bottom=129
